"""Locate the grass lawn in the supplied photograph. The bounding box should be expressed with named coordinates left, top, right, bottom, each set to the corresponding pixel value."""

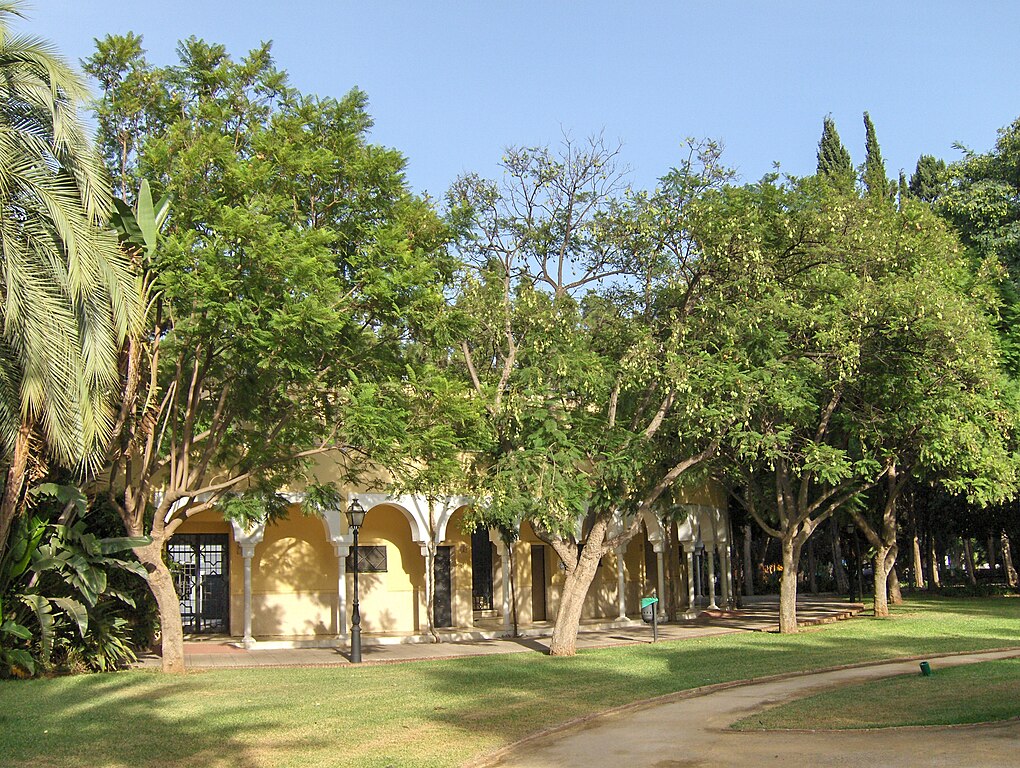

left=1, top=596, right=1018, bottom=768
left=731, top=656, right=1020, bottom=731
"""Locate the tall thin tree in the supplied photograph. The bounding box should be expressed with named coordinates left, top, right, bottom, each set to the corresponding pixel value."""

left=862, top=111, right=890, bottom=199
left=816, top=115, right=854, bottom=192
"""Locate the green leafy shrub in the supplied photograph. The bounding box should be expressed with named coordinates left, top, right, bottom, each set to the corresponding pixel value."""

left=0, top=485, right=150, bottom=676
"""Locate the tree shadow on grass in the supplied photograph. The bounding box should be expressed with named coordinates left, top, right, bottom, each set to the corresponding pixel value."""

left=402, top=598, right=1020, bottom=764
left=5, top=598, right=1018, bottom=768
left=0, top=670, right=287, bottom=768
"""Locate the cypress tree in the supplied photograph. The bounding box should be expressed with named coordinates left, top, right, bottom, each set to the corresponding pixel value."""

left=816, top=115, right=854, bottom=191
left=909, top=154, right=948, bottom=202
left=862, top=111, right=890, bottom=199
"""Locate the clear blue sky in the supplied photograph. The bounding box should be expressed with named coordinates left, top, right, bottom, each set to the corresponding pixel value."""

left=18, top=0, right=1020, bottom=197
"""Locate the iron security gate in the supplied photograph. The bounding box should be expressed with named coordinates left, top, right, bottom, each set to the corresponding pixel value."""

left=471, top=528, right=494, bottom=611
left=434, top=546, right=453, bottom=628
left=167, top=534, right=229, bottom=634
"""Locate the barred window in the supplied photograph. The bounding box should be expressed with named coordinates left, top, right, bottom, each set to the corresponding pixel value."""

left=347, top=545, right=387, bottom=573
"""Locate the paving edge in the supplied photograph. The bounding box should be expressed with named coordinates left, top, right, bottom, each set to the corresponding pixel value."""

left=462, top=645, right=1020, bottom=768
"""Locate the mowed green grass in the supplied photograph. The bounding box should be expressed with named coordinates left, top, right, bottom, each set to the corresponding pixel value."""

left=1, top=597, right=1018, bottom=768
left=732, top=657, right=1020, bottom=730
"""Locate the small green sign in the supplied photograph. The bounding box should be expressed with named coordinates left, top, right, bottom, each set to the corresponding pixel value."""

left=640, top=596, right=659, bottom=609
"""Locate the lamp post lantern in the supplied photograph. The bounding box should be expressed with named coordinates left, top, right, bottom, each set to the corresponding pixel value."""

left=346, top=498, right=367, bottom=663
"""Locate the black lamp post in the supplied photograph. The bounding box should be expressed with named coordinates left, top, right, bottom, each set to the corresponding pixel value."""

left=346, top=497, right=367, bottom=663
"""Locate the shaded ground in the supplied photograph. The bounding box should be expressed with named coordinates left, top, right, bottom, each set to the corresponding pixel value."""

left=168, top=596, right=863, bottom=669
left=486, top=649, right=1020, bottom=768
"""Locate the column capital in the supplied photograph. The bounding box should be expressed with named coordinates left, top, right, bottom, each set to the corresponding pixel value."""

left=332, top=540, right=351, bottom=559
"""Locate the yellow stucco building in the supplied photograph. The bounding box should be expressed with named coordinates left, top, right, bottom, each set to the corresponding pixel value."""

left=169, top=483, right=733, bottom=648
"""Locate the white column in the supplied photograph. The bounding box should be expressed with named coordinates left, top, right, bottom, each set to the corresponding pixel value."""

left=683, top=544, right=698, bottom=619
left=497, top=539, right=512, bottom=632
left=231, top=521, right=265, bottom=649
left=654, top=544, right=666, bottom=621
left=721, top=544, right=733, bottom=608
left=335, top=543, right=349, bottom=640
left=421, top=545, right=434, bottom=633
left=241, top=544, right=255, bottom=648
left=693, top=548, right=702, bottom=599
left=615, top=545, right=627, bottom=620
left=707, top=549, right=719, bottom=609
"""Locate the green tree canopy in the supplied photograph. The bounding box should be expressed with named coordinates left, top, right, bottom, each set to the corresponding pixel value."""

left=721, top=177, right=1014, bottom=630
left=84, top=35, right=459, bottom=671
left=450, top=138, right=750, bottom=654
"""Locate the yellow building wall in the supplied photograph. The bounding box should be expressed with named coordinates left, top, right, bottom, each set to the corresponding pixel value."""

left=675, top=481, right=728, bottom=508
left=169, top=476, right=725, bottom=639
left=508, top=522, right=652, bottom=624
left=356, top=503, right=423, bottom=633
left=250, top=509, right=336, bottom=637
left=441, top=507, right=477, bottom=629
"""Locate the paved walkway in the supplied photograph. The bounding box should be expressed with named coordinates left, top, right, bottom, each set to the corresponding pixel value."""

left=151, top=596, right=862, bottom=669
left=487, top=649, right=1020, bottom=768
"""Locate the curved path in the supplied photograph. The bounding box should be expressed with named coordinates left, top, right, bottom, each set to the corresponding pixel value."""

left=488, top=649, right=1020, bottom=768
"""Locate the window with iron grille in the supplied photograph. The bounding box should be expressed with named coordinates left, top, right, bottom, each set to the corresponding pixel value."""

left=346, top=545, right=387, bottom=572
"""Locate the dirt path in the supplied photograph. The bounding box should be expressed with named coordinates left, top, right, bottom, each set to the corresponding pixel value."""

left=488, top=649, right=1020, bottom=768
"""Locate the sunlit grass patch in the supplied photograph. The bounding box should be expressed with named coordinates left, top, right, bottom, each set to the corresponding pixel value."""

left=1, top=596, right=1019, bottom=768
left=731, top=657, right=1020, bottom=730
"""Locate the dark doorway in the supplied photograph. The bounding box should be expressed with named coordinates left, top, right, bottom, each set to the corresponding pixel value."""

left=531, top=545, right=547, bottom=621
left=433, top=545, right=453, bottom=628
left=167, top=534, right=229, bottom=634
left=471, top=528, right=494, bottom=611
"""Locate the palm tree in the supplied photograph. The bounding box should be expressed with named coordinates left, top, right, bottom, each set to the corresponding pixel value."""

left=0, top=1, right=138, bottom=556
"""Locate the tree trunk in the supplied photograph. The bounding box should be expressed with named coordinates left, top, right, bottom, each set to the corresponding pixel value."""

left=424, top=540, right=439, bottom=642
left=807, top=538, right=818, bottom=594
left=987, top=534, right=998, bottom=578
left=134, top=539, right=185, bottom=674
left=889, top=565, right=903, bottom=605
left=508, top=542, right=519, bottom=636
left=962, top=538, right=977, bottom=585
left=912, top=531, right=925, bottom=589
left=0, top=424, right=31, bottom=559
left=928, top=536, right=941, bottom=588
left=548, top=553, right=601, bottom=656
left=664, top=523, right=679, bottom=620
left=778, top=536, right=801, bottom=634
left=872, top=544, right=897, bottom=618
left=829, top=518, right=850, bottom=594
left=425, top=502, right=440, bottom=642
left=1003, top=532, right=1018, bottom=589
left=756, top=536, right=771, bottom=590
left=743, top=524, right=754, bottom=596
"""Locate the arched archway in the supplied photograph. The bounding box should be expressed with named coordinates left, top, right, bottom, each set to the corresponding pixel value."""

left=349, top=502, right=423, bottom=633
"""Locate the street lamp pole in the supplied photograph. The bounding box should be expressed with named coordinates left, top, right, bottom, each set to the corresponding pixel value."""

left=346, top=498, right=367, bottom=663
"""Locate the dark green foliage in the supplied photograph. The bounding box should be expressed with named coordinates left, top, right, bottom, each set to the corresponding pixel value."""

left=910, top=154, right=949, bottom=202
left=936, top=117, right=1020, bottom=384
left=862, top=111, right=891, bottom=200
left=0, top=485, right=150, bottom=676
left=816, top=115, right=854, bottom=191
